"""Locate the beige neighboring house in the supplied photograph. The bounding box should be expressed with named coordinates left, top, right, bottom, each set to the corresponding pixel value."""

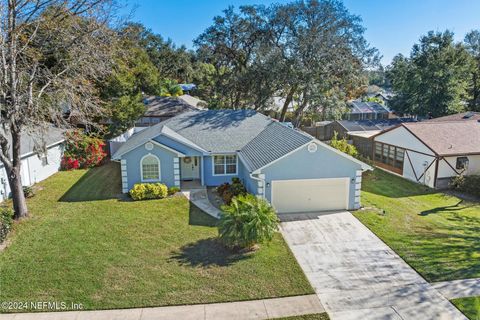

left=372, top=120, right=480, bottom=188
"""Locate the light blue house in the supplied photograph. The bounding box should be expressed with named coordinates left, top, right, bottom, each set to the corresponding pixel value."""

left=112, top=110, right=371, bottom=213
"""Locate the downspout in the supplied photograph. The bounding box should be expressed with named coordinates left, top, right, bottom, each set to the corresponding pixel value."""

left=249, top=172, right=266, bottom=199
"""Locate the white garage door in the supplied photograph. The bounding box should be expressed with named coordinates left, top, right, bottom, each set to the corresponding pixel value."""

left=271, top=178, right=350, bottom=213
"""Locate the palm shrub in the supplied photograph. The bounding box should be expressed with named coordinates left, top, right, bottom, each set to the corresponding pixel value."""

left=218, top=194, right=279, bottom=250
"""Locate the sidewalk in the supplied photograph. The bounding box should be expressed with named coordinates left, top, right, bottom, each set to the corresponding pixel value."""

left=0, top=294, right=324, bottom=320
left=432, top=278, right=480, bottom=300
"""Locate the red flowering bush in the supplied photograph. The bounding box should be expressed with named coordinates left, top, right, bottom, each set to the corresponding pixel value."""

left=61, top=130, right=107, bottom=170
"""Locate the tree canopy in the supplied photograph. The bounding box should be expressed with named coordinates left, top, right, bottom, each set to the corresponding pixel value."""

left=194, top=0, right=379, bottom=123
left=387, top=30, right=475, bottom=117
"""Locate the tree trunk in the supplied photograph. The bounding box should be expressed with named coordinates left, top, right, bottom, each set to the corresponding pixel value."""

left=7, top=165, right=28, bottom=219
left=9, top=129, right=28, bottom=219
left=279, top=86, right=296, bottom=122
left=293, top=97, right=309, bottom=127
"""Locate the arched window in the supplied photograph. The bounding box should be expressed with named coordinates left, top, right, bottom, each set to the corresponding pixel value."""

left=141, top=154, right=160, bottom=181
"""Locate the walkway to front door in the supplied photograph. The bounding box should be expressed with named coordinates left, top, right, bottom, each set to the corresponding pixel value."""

left=280, top=211, right=467, bottom=320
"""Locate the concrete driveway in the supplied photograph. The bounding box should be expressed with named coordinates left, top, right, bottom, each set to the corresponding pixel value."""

left=280, top=211, right=467, bottom=320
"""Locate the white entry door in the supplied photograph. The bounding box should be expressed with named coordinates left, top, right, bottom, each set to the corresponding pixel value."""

left=271, top=178, right=350, bottom=213
left=180, top=157, right=200, bottom=180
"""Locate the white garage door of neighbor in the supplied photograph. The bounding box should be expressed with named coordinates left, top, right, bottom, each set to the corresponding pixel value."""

left=271, top=178, right=350, bottom=213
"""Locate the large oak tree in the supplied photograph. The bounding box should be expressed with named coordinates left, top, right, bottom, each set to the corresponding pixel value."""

left=0, top=0, right=118, bottom=219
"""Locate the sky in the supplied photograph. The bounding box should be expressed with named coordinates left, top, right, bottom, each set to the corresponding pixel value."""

left=122, top=0, right=480, bottom=66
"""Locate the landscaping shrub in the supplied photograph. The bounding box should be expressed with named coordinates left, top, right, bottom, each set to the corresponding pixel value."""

left=168, top=186, right=181, bottom=196
left=61, top=130, right=107, bottom=170
left=0, top=207, right=13, bottom=244
left=22, top=186, right=34, bottom=198
left=450, top=175, right=480, bottom=197
left=330, top=131, right=358, bottom=157
left=129, top=183, right=168, bottom=200
left=216, top=178, right=246, bottom=204
left=218, top=194, right=279, bottom=250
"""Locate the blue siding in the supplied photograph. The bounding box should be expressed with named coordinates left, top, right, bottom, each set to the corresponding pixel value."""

left=238, top=159, right=257, bottom=194
left=260, top=143, right=362, bottom=209
left=203, top=155, right=239, bottom=186
left=122, top=143, right=177, bottom=190
left=153, top=135, right=203, bottom=156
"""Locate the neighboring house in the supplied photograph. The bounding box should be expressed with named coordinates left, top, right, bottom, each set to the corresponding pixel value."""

left=428, top=111, right=480, bottom=122
left=112, top=110, right=371, bottom=214
left=372, top=121, right=480, bottom=189
left=0, top=127, right=65, bottom=200
left=323, top=118, right=417, bottom=157
left=136, top=95, right=204, bottom=127
left=344, top=100, right=391, bottom=121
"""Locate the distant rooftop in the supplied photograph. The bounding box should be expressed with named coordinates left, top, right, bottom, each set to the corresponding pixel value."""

left=337, top=118, right=417, bottom=132
left=428, top=111, right=480, bottom=122
left=347, top=100, right=390, bottom=115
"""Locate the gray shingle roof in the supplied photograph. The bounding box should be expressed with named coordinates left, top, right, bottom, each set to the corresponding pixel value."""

left=0, top=127, right=65, bottom=157
left=112, top=109, right=273, bottom=158
left=161, top=109, right=272, bottom=153
left=113, top=109, right=317, bottom=171
left=239, top=122, right=313, bottom=172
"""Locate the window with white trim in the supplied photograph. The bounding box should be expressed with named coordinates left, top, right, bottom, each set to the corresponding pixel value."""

left=213, top=155, right=237, bottom=175
left=141, top=155, right=160, bottom=181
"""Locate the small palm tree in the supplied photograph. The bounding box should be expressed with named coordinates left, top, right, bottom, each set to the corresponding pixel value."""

left=160, top=79, right=183, bottom=97
left=218, top=194, right=279, bottom=250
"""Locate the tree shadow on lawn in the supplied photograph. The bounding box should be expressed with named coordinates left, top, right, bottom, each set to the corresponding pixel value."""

left=419, top=200, right=469, bottom=216
left=188, top=201, right=218, bottom=227
left=59, top=162, right=122, bottom=202
left=363, top=169, right=434, bottom=198
left=169, top=237, right=252, bottom=267
left=408, top=213, right=480, bottom=282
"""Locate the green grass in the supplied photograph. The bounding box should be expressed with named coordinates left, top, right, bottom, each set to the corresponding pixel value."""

left=0, top=162, right=313, bottom=312
left=273, top=313, right=330, bottom=320
left=353, top=169, right=480, bottom=282
left=452, top=297, right=480, bottom=320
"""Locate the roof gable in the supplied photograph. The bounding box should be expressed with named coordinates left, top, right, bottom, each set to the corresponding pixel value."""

left=402, top=121, right=480, bottom=156
left=374, top=125, right=435, bottom=155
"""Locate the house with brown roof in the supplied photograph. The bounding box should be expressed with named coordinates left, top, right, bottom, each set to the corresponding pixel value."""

left=136, top=95, right=205, bottom=127
left=372, top=120, right=480, bottom=188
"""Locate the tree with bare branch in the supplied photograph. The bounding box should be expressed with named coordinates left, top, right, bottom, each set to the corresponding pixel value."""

left=0, top=0, right=118, bottom=219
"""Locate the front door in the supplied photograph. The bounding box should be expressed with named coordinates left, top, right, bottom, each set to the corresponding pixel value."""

left=180, top=156, right=200, bottom=180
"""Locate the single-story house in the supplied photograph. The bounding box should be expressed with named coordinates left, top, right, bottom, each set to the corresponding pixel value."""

left=112, top=110, right=371, bottom=213
left=136, top=95, right=205, bottom=126
left=323, top=118, right=417, bottom=157
left=344, top=100, right=391, bottom=121
left=0, top=127, right=65, bottom=200
left=372, top=120, right=480, bottom=188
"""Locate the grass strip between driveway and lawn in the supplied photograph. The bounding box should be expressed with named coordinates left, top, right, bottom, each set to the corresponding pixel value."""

left=0, top=162, right=313, bottom=312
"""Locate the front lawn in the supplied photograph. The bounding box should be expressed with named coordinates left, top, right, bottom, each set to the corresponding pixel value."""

left=452, top=297, right=480, bottom=320
left=354, top=169, right=480, bottom=282
left=0, top=162, right=313, bottom=311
